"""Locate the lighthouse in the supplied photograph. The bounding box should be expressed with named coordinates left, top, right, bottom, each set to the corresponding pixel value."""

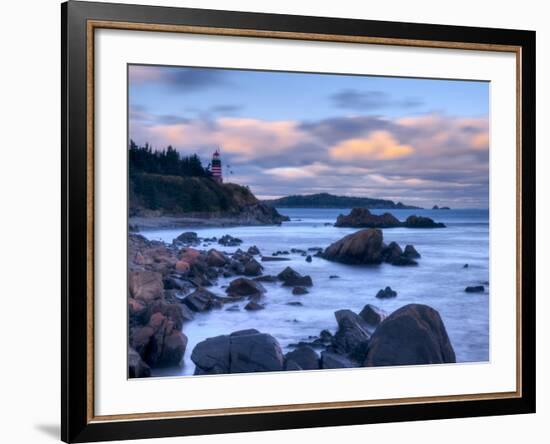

left=211, top=149, right=223, bottom=183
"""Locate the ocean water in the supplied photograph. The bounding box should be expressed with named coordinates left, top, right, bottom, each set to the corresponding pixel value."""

left=141, top=208, right=489, bottom=376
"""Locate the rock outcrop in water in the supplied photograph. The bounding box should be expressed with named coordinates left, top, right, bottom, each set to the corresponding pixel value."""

left=364, top=304, right=456, bottom=366
left=191, top=329, right=284, bottom=375
left=334, top=208, right=445, bottom=229
left=321, top=229, right=419, bottom=266
left=335, top=208, right=402, bottom=228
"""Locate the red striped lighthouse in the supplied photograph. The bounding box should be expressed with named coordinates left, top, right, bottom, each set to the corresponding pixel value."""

left=211, top=149, right=223, bottom=183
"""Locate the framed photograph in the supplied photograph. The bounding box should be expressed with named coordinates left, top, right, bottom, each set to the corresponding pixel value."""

left=61, top=1, right=535, bottom=442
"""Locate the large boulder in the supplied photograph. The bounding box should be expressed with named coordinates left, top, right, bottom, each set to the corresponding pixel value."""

left=285, top=346, right=320, bottom=370
left=277, top=267, right=313, bottom=287
left=364, top=304, right=456, bottom=366
left=403, top=215, right=445, bottom=228
left=335, top=208, right=401, bottom=228
left=128, top=347, right=151, bottom=378
left=332, top=310, right=371, bottom=360
left=128, top=270, right=164, bottom=303
left=322, top=229, right=385, bottom=265
left=183, top=287, right=222, bottom=312
left=191, top=329, right=284, bottom=374
left=226, top=278, right=266, bottom=298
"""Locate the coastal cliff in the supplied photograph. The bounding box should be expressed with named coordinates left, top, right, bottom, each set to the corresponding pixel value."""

left=129, top=173, right=289, bottom=228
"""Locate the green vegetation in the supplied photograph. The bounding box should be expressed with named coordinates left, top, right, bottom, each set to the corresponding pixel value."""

left=128, top=141, right=261, bottom=216
left=262, top=193, right=420, bottom=209
left=129, top=140, right=209, bottom=178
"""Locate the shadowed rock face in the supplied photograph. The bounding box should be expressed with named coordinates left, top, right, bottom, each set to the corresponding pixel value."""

left=364, top=304, right=456, bottom=367
left=321, top=229, right=385, bottom=265
left=403, top=215, right=446, bottom=228
left=334, top=208, right=445, bottom=229
left=332, top=310, right=371, bottom=360
left=321, top=229, right=420, bottom=266
left=191, top=329, right=284, bottom=375
left=335, top=208, right=401, bottom=228
left=284, top=346, right=320, bottom=370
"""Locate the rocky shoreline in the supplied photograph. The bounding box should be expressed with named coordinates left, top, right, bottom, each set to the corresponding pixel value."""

left=130, top=203, right=290, bottom=231
left=127, top=224, right=469, bottom=378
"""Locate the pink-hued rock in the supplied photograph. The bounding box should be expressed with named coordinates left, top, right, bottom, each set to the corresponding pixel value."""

left=128, top=270, right=164, bottom=302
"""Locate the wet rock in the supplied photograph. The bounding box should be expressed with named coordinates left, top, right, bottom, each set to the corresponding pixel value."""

left=244, top=300, right=265, bottom=311
left=329, top=275, right=340, bottom=279
left=277, top=266, right=313, bottom=287
left=359, top=304, right=387, bottom=327
left=261, top=256, right=291, bottom=262
left=128, top=298, right=148, bottom=327
left=332, top=309, right=371, bottom=360
left=191, top=335, right=231, bottom=374
left=128, top=347, right=151, bottom=378
left=130, top=312, right=188, bottom=367
left=321, top=229, right=385, bottom=265
left=320, top=351, right=358, bottom=369
left=404, top=215, right=446, bottom=228
left=390, top=256, right=418, bottom=266
left=305, top=255, right=312, bottom=263
left=226, top=277, right=266, bottom=298
left=292, top=286, right=309, bottom=295
left=335, top=208, right=401, bottom=228
left=286, top=301, right=303, bottom=306
left=219, top=234, right=243, bottom=246
left=376, top=286, right=397, bottom=299
left=285, top=360, right=303, bottom=371
left=243, top=258, right=263, bottom=277
left=183, top=287, right=222, bottom=312
left=404, top=244, right=421, bottom=259
left=225, top=305, right=240, bottom=312
left=364, top=304, right=456, bottom=366
left=128, top=270, right=164, bottom=303
left=147, top=299, right=190, bottom=329
left=228, top=259, right=245, bottom=275
left=206, top=249, right=229, bottom=267
left=308, top=247, right=323, bottom=252
left=254, top=275, right=278, bottom=283
left=192, top=329, right=284, bottom=374
left=247, top=245, right=260, bottom=255
left=463, top=264, right=469, bottom=268
left=174, top=232, right=199, bottom=245
left=163, top=275, right=189, bottom=291
left=175, top=260, right=191, bottom=274
left=285, top=346, right=320, bottom=370
left=465, top=285, right=485, bottom=293
left=382, top=241, right=403, bottom=263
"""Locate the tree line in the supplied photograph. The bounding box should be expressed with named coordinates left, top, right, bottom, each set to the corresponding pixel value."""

left=129, top=140, right=210, bottom=178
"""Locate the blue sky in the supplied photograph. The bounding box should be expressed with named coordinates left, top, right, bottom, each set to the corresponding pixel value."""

left=129, top=65, right=490, bottom=208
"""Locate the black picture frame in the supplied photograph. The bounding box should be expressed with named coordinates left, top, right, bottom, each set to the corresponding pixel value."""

left=61, top=1, right=536, bottom=442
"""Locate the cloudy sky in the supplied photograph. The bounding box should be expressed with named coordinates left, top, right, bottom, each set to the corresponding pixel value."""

left=128, top=64, right=489, bottom=208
